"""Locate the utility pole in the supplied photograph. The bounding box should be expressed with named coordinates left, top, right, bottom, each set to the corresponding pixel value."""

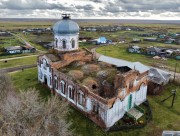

left=161, top=89, right=176, bottom=108
left=171, top=90, right=176, bottom=108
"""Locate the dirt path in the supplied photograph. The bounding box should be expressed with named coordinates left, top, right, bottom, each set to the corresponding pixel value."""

left=9, top=32, right=46, bottom=53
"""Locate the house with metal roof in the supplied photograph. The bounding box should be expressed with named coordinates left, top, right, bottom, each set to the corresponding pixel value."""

left=128, top=45, right=141, bottom=53
left=4, top=46, right=22, bottom=54
left=147, top=46, right=161, bottom=56
left=4, top=45, right=36, bottom=54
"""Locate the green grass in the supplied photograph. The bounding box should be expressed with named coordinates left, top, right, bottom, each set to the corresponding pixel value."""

left=0, top=56, right=37, bottom=69
left=96, top=44, right=180, bottom=73
left=0, top=52, right=41, bottom=59
left=0, top=35, right=24, bottom=48
left=10, top=67, right=180, bottom=136
left=0, top=21, right=53, bottom=31
left=15, top=33, right=48, bottom=51
left=10, top=67, right=51, bottom=98
left=79, top=42, right=97, bottom=49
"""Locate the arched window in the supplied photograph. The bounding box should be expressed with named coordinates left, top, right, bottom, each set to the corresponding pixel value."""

left=55, top=38, right=58, bottom=47
left=78, top=90, right=84, bottom=106
left=72, top=39, right=75, bottom=48
left=62, top=40, right=66, bottom=49
left=68, top=85, right=74, bottom=100
left=42, top=59, right=47, bottom=70
left=60, top=80, right=65, bottom=94
left=54, top=76, right=58, bottom=89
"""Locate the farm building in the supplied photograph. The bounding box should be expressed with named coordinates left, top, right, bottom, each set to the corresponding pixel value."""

left=147, top=46, right=161, bottom=56
left=128, top=45, right=141, bottom=53
left=4, top=46, right=22, bottom=54
left=143, top=38, right=157, bottom=42
left=4, top=45, right=36, bottom=54
left=88, top=37, right=112, bottom=45
left=0, top=31, right=11, bottom=36
left=147, top=68, right=171, bottom=95
left=131, top=38, right=141, bottom=43
left=37, top=14, right=149, bottom=129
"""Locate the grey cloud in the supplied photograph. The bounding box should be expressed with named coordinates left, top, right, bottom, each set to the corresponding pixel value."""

left=102, top=0, right=180, bottom=13
left=0, top=0, right=67, bottom=10
left=76, top=4, right=94, bottom=11
left=0, top=0, right=179, bottom=19
left=90, top=0, right=102, bottom=3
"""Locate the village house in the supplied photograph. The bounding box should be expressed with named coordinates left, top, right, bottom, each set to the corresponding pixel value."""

left=175, top=35, right=180, bottom=45
left=143, top=38, right=157, bottom=42
left=128, top=45, right=141, bottom=53
left=0, top=31, right=11, bottom=36
left=4, top=46, right=22, bottom=54
left=38, top=14, right=149, bottom=129
left=147, top=46, right=175, bottom=57
left=88, top=37, right=112, bottom=45
left=147, top=46, right=161, bottom=56
left=131, top=38, right=141, bottom=43
left=4, top=45, right=36, bottom=54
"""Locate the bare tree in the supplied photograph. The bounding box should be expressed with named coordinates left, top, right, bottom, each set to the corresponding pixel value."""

left=0, top=70, right=14, bottom=101
left=0, top=72, right=72, bottom=136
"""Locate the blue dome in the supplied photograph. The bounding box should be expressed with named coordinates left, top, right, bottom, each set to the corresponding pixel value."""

left=53, top=19, right=79, bottom=35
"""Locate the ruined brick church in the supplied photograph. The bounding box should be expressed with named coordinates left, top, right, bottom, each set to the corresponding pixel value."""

left=38, top=14, right=149, bottom=129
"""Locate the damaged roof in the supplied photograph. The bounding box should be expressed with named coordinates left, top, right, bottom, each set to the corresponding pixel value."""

left=45, top=54, right=60, bottom=62
left=98, top=55, right=149, bottom=73
left=148, top=68, right=171, bottom=85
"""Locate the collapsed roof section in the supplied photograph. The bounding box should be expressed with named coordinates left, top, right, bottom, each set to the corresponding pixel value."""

left=98, top=55, right=150, bottom=74
left=148, top=68, right=171, bottom=85
left=98, top=55, right=171, bottom=85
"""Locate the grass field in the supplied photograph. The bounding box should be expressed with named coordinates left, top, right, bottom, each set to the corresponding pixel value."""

left=0, top=56, right=37, bottom=69
left=10, top=68, right=180, bottom=136
left=96, top=44, right=180, bottom=73
left=0, top=35, right=24, bottom=48
left=15, top=33, right=48, bottom=51
left=0, top=21, right=53, bottom=31
left=10, top=68, right=51, bottom=98
left=0, top=52, right=41, bottom=59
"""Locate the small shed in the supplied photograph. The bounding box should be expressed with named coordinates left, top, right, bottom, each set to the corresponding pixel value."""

left=22, top=45, right=36, bottom=53
left=143, top=38, right=157, bottom=42
left=131, top=38, right=141, bottom=43
left=43, top=42, right=54, bottom=49
left=128, top=45, right=141, bottom=53
left=147, top=68, right=171, bottom=94
left=89, top=37, right=109, bottom=45
left=97, top=37, right=107, bottom=44
left=147, top=47, right=161, bottom=56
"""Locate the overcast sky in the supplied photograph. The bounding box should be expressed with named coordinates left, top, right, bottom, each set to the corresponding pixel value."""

left=0, top=0, right=180, bottom=20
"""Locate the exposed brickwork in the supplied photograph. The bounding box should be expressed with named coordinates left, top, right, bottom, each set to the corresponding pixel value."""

left=51, top=50, right=93, bottom=69
left=115, top=70, right=148, bottom=100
